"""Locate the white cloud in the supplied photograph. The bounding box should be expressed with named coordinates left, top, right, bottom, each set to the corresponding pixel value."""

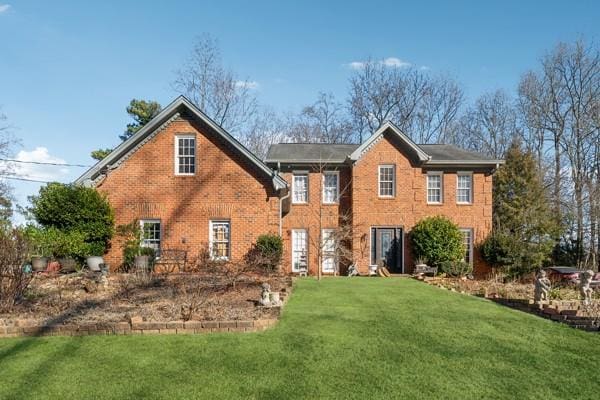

left=346, top=57, right=412, bottom=70
left=0, top=4, right=11, bottom=14
left=5, top=147, right=70, bottom=181
left=381, top=57, right=411, bottom=68
left=235, top=80, right=260, bottom=90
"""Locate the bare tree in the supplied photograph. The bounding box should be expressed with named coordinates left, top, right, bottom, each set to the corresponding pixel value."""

left=448, top=90, right=519, bottom=158
left=287, top=93, right=355, bottom=144
left=0, top=108, right=15, bottom=224
left=241, top=107, right=288, bottom=159
left=172, top=34, right=259, bottom=135
left=348, top=59, right=463, bottom=143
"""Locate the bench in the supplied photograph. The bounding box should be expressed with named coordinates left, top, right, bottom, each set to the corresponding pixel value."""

left=154, top=249, right=187, bottom=273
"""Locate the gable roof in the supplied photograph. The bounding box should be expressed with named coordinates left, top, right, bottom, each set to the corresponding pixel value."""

left=265, top=143, right=359, bottom=164
left=74, top=96, right=288, bottom=191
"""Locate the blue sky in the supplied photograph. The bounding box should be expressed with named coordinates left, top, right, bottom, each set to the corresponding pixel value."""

left=0, top=0, right=599, bottom=220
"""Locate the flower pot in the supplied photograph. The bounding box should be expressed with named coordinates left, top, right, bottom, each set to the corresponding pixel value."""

left=134, top=255, right=151, bottom=271
left=47, top=260, right=61, bottom=273
left=86, top=256, right=104, bottom=272
left=58, top=257, right=77, bottom=273
left=31, top=256, right=49, bottom=272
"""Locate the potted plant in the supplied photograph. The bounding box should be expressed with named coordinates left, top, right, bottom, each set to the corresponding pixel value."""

left=134, top=247, right=156, bottom=271
left=24, top=226, right=51, bottom=272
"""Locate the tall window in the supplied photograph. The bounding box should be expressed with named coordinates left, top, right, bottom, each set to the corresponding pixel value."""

left=321, top=229, right=336, bottom=273
left=322, top=172, right=339, bottom=204
left=140, top=219, right=161, bottom=256
left=210, top=221, right=230, bottom=260
left=292, top=173, right=308, bottom=204
left=427, top=172, right=443, bottom=204
left=175, top=135, right=196, bottom=175
left=456, top=173, right=472, bottom=204
left=291, top=229, right=308, bottom=272
left=379, top=165, right=395, bottom=197
left=460, top=228, right=473, bottom=265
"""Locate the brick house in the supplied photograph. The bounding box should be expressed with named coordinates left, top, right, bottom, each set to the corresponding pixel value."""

left=76, top=96, right=503, bottom=277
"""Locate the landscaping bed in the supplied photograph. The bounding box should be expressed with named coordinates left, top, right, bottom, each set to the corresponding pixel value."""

left=0, top=272, right=291, bottom=328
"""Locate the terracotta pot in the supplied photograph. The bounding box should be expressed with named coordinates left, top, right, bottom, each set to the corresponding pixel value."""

left=31, top=256, right=49, bottom=272
left=47, top=260, right=61, bottom=273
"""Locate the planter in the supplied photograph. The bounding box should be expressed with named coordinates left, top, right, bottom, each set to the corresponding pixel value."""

left=31, top=256, right=49, bottom=272
left=58, top=257, right=78, bottom=273
left=134, top=255, right=152, bottom=271
left=86, top=256, right=104, bottom=272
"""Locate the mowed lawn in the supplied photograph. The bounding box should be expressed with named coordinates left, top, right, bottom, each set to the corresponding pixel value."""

left=1, top=278, right=599, bottom=399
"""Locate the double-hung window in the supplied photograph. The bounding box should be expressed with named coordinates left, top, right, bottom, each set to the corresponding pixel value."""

left=291, top=229, right=308, bottom=272
left=379, top=165, right=395, bottom=197
left=322, top=171, right=339, bottom=204
left=175, top=135, right=196, bottom=175
left=456, top=173, right=472, bottom=204
left=210, top=221, right=230, bottom=260
left=292, top=173, right=308, bottom=204
left=427, top=172, right=443, bottom=204
left=321, top=229, right=337, bottom=273
left=140, top=219, right=161, bottom=256
left=460, top=228, right=474, bottom=265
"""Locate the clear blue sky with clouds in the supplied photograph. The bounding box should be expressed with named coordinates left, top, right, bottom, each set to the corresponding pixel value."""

left=0, top=0, right=599, bottom=221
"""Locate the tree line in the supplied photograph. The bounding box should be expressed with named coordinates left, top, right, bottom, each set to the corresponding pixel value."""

left=92, top=34, right=599, bottom=271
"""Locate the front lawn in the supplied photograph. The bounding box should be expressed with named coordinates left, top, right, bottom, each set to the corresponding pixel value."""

left=1, top=278, right=599, bottom=399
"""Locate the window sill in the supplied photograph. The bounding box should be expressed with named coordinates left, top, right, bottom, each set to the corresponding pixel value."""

left=378, top=196, right=396, bottom=200
left=427, top=202, right=444, bottom=206
left=456, top=202, right=473, bottom=206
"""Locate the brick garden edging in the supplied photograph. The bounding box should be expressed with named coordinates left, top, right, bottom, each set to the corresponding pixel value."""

left=0, top=317, right=279, bottom=338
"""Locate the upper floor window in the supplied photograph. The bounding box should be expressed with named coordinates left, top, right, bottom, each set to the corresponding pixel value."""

left=210, top=220, right=230, bottom=260
left=427, top=172, right=443, bottom=204
left=460, top=228, right=474, bottom=265
left=378, top=165, right=395, bottom=197
left=456, top=173, right=472, bottom=204
left=322, top=171, right=339, bottom=204
left=175, top=135, right=196, bottom=175
left=292, top=173, right=308, bottom=204
left=140, top=219, right=161, bottom=256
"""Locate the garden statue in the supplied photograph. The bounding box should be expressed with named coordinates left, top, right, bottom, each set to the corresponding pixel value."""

left=347, top=264, right=359, bottom=277
left=534, top=270, right=551, bottom=302
left=580, top=270, right=594, bottom=305
left=259, top=283, right=271, bottom=307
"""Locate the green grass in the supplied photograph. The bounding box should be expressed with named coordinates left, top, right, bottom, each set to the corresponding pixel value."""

left=1, top=278, right=599, bottom=399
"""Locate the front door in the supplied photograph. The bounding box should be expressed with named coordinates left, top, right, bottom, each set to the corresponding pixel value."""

left=371, top=227, right=403, bottom=273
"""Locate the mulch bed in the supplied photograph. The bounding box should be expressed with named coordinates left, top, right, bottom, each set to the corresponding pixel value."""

left=0, top=272, right=291, bottom=328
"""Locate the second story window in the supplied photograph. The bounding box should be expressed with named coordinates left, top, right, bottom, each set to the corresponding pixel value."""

left=379, top=165, right=395, bottom=197
left=175, top=135, right=196, bottom=175
left=427, top=172, right=443, bottom=204
left=292, top=173, right=308, bottom=204
left=456, top=173, right=472, bottom=204
left=322, top=171, right=339, bottom=204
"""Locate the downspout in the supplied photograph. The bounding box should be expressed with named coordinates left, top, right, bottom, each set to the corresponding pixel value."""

left=277, top=162, right=291, bottom=237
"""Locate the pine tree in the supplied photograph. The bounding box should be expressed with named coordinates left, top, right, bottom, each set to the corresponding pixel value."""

left=484, top=141, right=559, bottom=275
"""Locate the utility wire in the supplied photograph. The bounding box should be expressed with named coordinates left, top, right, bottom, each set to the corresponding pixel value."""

left=0, top=175, right=55, bottom=183
left=0, top=158, right=91, bottom=168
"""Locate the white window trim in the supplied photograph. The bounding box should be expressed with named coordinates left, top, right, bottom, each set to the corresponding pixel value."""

left=174, top=134, right=196, bottom=176
left=456, top=172, right=473, bottom=204
left=139, top=219, right=161, bottom=256
left=291, top=229, right=308, bottom=272
left=322, top=171, right=340, bottom=204
left=460, top=228, right=474, bottom=266
left=378, top=165, right=396, bottom=198
left=209, top=220, right=230, bottom=261
left=321, top=228, right=337, bottom=273
left=292, top=171, right=309, bottom=204
left=426, top=171, right=443, bottom=204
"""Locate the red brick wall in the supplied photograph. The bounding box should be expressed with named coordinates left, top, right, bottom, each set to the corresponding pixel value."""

left=97, top=115, right=280, bottom=270
left=351, top=133, right=493, bottom=277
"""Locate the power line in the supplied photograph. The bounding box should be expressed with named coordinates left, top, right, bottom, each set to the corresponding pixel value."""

left=0, top=158, right=92, bottom=168
left=0, top=175, right=54, bottom=183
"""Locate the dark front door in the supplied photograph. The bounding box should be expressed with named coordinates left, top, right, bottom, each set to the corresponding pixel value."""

left=371, top=227, right=403, bottom=273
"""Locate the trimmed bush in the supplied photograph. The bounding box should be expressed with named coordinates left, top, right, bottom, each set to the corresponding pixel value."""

left=28, top=183, right=114, bottom=256
left=410, top=216, right=464, bottom=268
left=440, top=260, right=473, bottom=277
left=251, top=234, right=283, bottom=272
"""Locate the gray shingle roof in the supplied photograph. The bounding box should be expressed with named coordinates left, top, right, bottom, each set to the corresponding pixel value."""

left=265, top=142, right=500, bottom=165
left=265, top=143, right=359, bottom=164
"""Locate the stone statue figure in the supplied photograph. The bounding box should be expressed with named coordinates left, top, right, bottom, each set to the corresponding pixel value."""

left=259, top=283, right=272, bottom=307
left=347, top=264, right=359, bottom=277
left=580, top=270, right=594, bottom=305
left=269, top=292, right=282, bottom=307
left=534, top=270, right=551, bottom=302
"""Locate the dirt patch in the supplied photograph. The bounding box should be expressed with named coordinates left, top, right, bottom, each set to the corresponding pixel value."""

left=0, top=272, right=291, bottom=327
